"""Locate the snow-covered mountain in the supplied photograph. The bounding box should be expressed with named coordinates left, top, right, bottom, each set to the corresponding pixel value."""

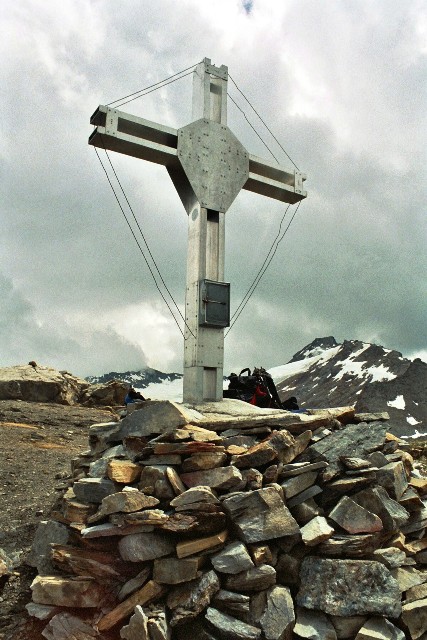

left=88, top=337, right=426, bottom=438
left=270, top=337, right=426, bottom=439
left=86, top=367, right=183, bottom=402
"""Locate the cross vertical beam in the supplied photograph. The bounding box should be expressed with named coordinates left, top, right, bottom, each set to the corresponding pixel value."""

left=182, top=60, right=229, bottom=403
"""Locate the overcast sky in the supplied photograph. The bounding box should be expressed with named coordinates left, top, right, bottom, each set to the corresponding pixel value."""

left=1, top=0, right=426, bottom=378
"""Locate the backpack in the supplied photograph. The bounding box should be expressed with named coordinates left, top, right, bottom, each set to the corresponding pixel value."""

left=224, top=367, right=284, bottom=409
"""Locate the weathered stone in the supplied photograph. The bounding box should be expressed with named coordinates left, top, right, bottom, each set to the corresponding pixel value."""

left=51, top=544, right=132, bottom=581
left=72, top=477, right=117, bottom=504
left=98, top=580, right=166, bottom=632
left=27, top=520, right=70, bottom=575
left=176, top=530, right=228, bottom=558
left=167, top=570, right=220, bottom=626
left=410, top=477, right=427, bottom=496
left=317, top=533, right=388, bottom=558
left=354, top=616, right=405, bottom=639
left=118, top=567, right=151, bottom=601
left=212, top=590, right=251, bottom=621
left=367, top=451, right=389, bottom=467
left=81, top=522, right=154, bottom=537
left=281, top=472, right=318, bottom=499
left=300, top=516, right=335, bottom=546
left=243, top=468, right=263, bottom=491
left=290, top=498, right=323, bottom=525
left=376, top=461, right=408, bottom=500
left=31, top=575, right=109, bottom=608
left=138, top=465, right=175, bottom=500
left=406, top=582, right=427, bottom=603
left=141, top=454, right=182, bottom=466
left=340, top=457, right=372, bottom=470
left=249, top=543, right=273, bottom=567
left=107, top=459, right=141, bottom=483
left=280, top=461, right=328, bottom=478
left=113, top=400, right=200, bottom=438
left=110, top=508, right=168, bottom=527
left=181, top=452, right=228, bottom=471
left=119, top=605, right=148, bottom=640
left=153, top=557, right=201, bottom=584
left=401, top=505, right=427, bottom=535
left=62, top=500, right=96, bottom=524
left=329, top=615, right=368, bottom=639
left=170, top=486, right=219, bottom=509
left=324, top=476, right=374, bottom=495
left=352, top=487, right=409, bottom=531
left=25, top=602, right=58, bottom=621
left=275, top=552, right=302, bottom=588
left=222, top=487, right=300, bottom=544
left=119, top=532, right=174, bottom=562
left=205, top=607, right=261, bottom=640
left=398, top=486, right=424, bottom=512
left=41, top=612, right=98, bottom=639
left=307, top=422, right=387, bottom=474
left=328, top=496, right=383, bottom=534
left=180, top=466, right=243, bottom=491
left=211, top=541, right=254, bottom=574
left=88, top=457, right=109, bottom=478
left=293, top=606, right=337, bottom=639
left=297, top=557, right=401, bottom=617
left=390, top=566, right=427, bottom=592
left=372, top=547, right=407, bottom=569
left=0, top=364, right=88, bottom=404
left=87, top=489, right=160, bottom=523
left=224, top=564, right=276, bottom=592
left=165, top=466, right=186, bottom=495
left=401, top=598, right=427, bottom=639
left=231, top=430, right=296, bottom=469
left=260, top=586, right=295, bottom=640
left=162, top=511, right=226, bottom=536
left=287, top=486, right=322, bottom=508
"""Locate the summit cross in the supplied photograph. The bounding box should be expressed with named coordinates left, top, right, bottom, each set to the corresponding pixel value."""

left=89, top=58, right=307, bottom=404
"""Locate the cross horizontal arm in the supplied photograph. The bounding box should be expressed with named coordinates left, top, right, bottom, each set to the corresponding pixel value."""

left=244, top=154, right=307, bottom=205
left=89, top=105, right=179, bottom=168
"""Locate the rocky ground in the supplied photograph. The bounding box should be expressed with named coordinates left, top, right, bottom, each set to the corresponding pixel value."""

left=0, top=400, right=119, bottom=640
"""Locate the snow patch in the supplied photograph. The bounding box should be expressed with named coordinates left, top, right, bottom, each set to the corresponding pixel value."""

left=387, top=395, right=406, bottom=410
left=270, top=346, right=340, bottom=383
left=406, top=415, right=421, bottom=426
left=135, top=379, right=183, bottom=403
left=401, top=429, right=427, bottom=440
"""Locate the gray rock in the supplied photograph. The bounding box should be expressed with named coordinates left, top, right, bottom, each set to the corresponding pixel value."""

left=224, top=564, right=276, bottom=592
left=376, top=461, right=408, bottom=500
left=153, top=557, right=201, bottom=584
left=308, top=422, right=387, bottom=475
left=328, top=496, right=383, bottom=534
left=372, top=547, right=407, bottom=569
left=40, top=612, right=98, bottom=639
left=138, top=465, right=175, bottom=501
left=259, top=586, right=295, bottom=640
left=401, top=598, right=427, bottom=640
left=354, top=616, right=405, bottom=639
left=167, top=570, right=220, bottom=627
left=27, top=520, right=69, bottom=575
left=118, top=532, right=174, bottom=562
left=352, top=486, right=409, bottom=531
left=297, top=557, right=401, bottom=618
left=222, top=487, right=300, bottom=544
left=287, top=486, right=322, bottom=508
left=205, top=607, right=261, bottom=640
left=120, top=605, right=148, bottom=640
left=211, top=541, right=254, bottom=574
left=72, top=477, right=117, bottom=504
left=281, top=472, right=318, bottom=499
left=293, top=607, right=337, bottom=639
left=280, top=461, right=328, bottom=478
left=212, top=590, right=251, bottom=621
left=329, top=615, right=367, bottom=639
left=180, top=466, right=243, bottom=491
left=300, top=516, right=335, bottom=546
left=170, top=486, right=219, bottom=509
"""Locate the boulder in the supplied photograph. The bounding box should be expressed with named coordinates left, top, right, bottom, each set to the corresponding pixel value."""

left=0, top=364, right=88, bottom=404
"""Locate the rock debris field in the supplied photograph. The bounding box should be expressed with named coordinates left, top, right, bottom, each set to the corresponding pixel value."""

left=13, top=400, right=427, bottom=638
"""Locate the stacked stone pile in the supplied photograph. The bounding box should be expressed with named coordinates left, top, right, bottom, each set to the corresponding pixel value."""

left=27, top=400, right=427, bottom=639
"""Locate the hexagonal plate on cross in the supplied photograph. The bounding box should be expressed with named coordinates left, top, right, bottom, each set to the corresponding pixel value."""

left=177, top=119, right=249, bottom=212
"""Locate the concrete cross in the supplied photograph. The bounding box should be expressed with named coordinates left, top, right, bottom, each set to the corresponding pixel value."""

left=89, top=58, right=307, bottom=404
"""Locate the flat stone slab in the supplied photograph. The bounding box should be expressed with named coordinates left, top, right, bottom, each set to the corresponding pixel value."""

left=205, top=607, right=261, bottom=640
left=259, top=586, right=295, bottom=640
left=297, top=557, right=401, bottom=618
left=328, top=496, right=383, bottom=534
left=354, top=616, right=405, bottom=639
left=222, top=487, right=300, bottom=543
left=211, top=541, right=254, bottom=574
left=293, top=606, right=337, bottom=639
left=118, top=532, right=174, bottom=562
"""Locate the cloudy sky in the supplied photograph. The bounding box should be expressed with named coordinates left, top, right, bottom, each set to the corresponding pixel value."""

left=1, top=0, right=426, bottom=378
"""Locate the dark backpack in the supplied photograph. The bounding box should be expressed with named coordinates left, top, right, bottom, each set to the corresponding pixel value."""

left=224, top=367, right=283, bottom=409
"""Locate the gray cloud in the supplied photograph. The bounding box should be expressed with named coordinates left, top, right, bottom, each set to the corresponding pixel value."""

left=1, top=0, right=425, bottom=377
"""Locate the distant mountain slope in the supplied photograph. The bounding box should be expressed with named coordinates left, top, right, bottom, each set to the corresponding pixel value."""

left=270, top=337, right=426, bottom=438
left=86, top=367, right=183, bottom=389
